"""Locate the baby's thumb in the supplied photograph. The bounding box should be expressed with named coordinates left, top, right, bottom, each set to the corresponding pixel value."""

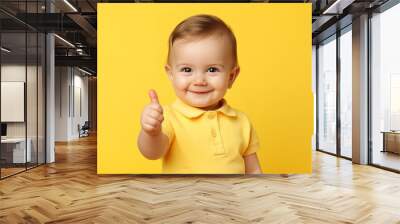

left=148, top=89, right=160, bottom=104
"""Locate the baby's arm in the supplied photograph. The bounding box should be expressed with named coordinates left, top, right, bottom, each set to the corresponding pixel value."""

left=244, top=153, right=262, bottom=174
left=138, top=130, right=169, bottom=160
left=137, top=90, right=170, bottom=160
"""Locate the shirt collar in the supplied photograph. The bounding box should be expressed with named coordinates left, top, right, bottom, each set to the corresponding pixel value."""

left=172, top=98, right=237, bottom=118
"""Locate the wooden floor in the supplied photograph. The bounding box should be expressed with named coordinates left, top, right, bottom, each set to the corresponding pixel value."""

left=1, top=163, right=45, bottom=178
left=0, top=167, right=26, bottom=178
left=373, top=150, right=400, bottom=171
left=1, top=134, right=400, bottom=223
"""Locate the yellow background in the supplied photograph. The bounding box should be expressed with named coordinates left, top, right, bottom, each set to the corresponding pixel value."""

left=98, top=3, right=313, bottom=174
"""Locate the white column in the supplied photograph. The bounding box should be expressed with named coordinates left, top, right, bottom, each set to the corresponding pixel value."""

left=45, top=1, right=55, bottom=163
left=46, top=32, right=55, bottom=163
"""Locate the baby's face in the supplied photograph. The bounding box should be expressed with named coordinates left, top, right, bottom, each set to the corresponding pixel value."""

left=165, top=34, right=239, bottom=110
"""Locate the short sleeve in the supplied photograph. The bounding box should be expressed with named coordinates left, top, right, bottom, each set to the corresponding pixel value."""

left=161, top=107, right=175, bottom=147
left=243, top=123, right=260, bottom=156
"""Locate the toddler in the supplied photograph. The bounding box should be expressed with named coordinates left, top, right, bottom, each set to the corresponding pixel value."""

left=137, top=14, right=262, bottom=174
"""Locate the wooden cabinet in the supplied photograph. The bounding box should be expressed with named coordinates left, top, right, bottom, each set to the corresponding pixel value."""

left=382, top=132, right=400, bottom=154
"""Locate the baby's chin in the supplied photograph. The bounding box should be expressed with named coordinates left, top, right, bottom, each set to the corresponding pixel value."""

left=180, top=97, right=222, bottom=110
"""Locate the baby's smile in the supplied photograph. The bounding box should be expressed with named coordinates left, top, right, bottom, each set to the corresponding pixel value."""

left=187, top=89, right=213, bottom=94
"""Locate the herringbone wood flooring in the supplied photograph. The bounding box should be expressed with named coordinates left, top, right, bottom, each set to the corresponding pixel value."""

left=1, top=133, right=400, bottom=223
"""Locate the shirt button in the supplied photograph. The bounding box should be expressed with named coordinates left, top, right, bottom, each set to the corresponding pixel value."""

left=211, top=128, right=216, bottom=137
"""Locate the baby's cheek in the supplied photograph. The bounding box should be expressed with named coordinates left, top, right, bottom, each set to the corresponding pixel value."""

left=213, top=79, right=230, bottom=91
left=212, top=74, right=229, bottom=86
left=173, top=78, right=190, bottom=91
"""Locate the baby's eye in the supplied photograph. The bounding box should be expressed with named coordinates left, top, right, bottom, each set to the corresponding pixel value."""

left=180, top=67, right=192, bottom=73
left=207, top=67, right=219, bottom=73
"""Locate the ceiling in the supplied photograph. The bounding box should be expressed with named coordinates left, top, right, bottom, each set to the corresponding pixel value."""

left=1, top=0, right=97, bottom=74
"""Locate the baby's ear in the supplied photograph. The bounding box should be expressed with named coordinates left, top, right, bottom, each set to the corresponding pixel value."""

left=164, top=64, right=173, bottom=80
left=228, top=66, right=240, bottom=88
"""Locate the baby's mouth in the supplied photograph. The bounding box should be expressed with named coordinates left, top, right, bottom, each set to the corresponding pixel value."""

left=188, top=89, right=213, bottom=94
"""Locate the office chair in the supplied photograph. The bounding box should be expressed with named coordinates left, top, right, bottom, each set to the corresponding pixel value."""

left=79, top=121, right=90, bottom=138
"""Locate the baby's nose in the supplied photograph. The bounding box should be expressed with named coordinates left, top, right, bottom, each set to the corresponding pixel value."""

left=193, top=80, right=207, bottom=86
left=193, top=74, right=207, bottom=86
left=194, top=82, right=207, bottom=86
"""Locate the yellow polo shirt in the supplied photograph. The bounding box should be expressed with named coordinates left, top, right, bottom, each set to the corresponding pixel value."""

left=161, top=98, right=260, bottom=174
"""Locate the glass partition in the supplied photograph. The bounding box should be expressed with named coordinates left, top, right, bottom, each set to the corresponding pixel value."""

left=317, top=35, right=337, bottom=154
left=38, top=32, right=45, bottom=165
left=339, top=27, right=352, bottom=158
left=0, top=1, right=46, bottom=179
left=27, top=30, right=38, bottom=169
left=1, top=30, right=28, bottom=177
left=371, top=3, right=400, bottom=171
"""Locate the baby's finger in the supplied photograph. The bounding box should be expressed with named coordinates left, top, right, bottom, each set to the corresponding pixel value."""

left=142, top=123, right=160, bottom=135
left=152, top=114, right=164, bottom=123
left=142, top=123, right=154, bottom=131
left=148, top=110, right=163, bottom=122
left=148, top=114, right=163, bottom=123
left=143, top=118, right=161, bottom=129
left=149, top=89, right=160, bottom=104
left=149, top=103, right=163, bottom=113
left=145, top=116, right=161, bottom=127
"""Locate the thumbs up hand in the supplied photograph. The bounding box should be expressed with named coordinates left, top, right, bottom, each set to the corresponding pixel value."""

left=141, top=89, right=164, bottom=136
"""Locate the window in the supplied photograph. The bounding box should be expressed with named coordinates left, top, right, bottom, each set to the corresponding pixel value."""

left=317, top=35, right=337, bottom=154
left=370, top=2, right=400, bottom=171
left=339, top=27, right=352, bottom=158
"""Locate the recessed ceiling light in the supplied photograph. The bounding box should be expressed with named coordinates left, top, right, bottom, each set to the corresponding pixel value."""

left=1, top=47, right=11, bottom=53
left=77, top=67, right=93, bottom=76
left=63, top=0, right=78, bottom=12
left=54, top=34, right=75, bottom=48
left=323, top=0, right=355, bottom=15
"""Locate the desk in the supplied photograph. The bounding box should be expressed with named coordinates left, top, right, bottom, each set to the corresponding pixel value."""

left=1, top=138, right=31, bottom=163
left=381, top=131, right=400, bottom=154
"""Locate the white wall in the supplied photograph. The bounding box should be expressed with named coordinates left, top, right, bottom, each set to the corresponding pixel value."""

left=1, top=65, right=40, bottom=137
left=1, top=82, right=24, bottom=122
left=55, top=67, right=70, bottom=141
left=55, top=67, right=89, bottom=141
left=1, top=65, right=26, bottom=129
left=73, top=72, right=89, bottom=138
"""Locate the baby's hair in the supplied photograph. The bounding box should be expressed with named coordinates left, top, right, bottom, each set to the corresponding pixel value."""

left=167, top=14, right=238, bottom=67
